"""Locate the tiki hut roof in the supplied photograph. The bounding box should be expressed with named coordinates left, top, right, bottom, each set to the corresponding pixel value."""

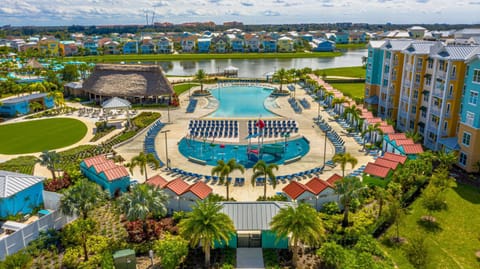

left=25, top=58, right=44, bottom=69
left=82, top=64, right=174, bottom=97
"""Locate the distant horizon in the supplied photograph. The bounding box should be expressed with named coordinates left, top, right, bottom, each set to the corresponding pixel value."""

left=1, top=0, right=480, bottom=27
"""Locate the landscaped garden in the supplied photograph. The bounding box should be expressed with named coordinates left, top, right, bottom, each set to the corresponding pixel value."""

left=330, top=83, right=365, bottom=99
left=316, top=66, right=366, bottom=79
left=173, top=83, right=200, bottom=96
left=381, top=183, right=480, bottom=269
left=0, top=118, right=87, bottom=154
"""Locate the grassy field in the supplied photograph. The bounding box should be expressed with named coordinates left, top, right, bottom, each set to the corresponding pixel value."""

left=330, top=83, right=365, bottom=98
left=381, top=183, right=480, bottom=269
left=173, top=83, right=200, bottom=95
left=336, top=43, right=368, bottom=49
left=65, top=51, right=343, bottom=62
left=317, top=66, right=366, bottom=78
left=0, top=118, right=87, bottom=154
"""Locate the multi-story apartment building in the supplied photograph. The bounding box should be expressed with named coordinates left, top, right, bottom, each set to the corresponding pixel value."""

left=365, top=39, right=480, bottom=171
left=459, top=53, right=480, bottom=172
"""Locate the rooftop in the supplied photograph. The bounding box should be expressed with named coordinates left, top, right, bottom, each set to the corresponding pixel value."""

left=363, top=163, right=391, bottom=179
left=0, top=170, right=44, bottom=198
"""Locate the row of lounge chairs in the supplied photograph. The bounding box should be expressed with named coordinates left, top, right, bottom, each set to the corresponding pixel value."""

left=186, top=99, right=198, bottom=113
left=288, top=98, right=303, bottom=114
left=248, top=120, right=299, bottom=137
left=299, top=98, right=311, bottom=109
left=188, top=120, right=239, bottom=138
left=348, top=165, right=367, bottom=177
left=144, top=120, right=166, bottom=167
left=315, top=116, right=345, bottom=154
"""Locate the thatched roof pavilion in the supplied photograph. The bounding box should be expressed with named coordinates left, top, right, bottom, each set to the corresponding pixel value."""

left=82, top=64, right=174, bottom=104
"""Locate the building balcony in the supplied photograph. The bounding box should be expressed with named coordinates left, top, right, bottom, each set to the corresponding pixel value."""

left=430, top=107, right=442, bottom=117
left=436, top=70, right=446, bottom=80
left=404, top=80, right=411, bottom=88
left=401, top=94, right=410, bottom=103
left=432, top=89, right=444, bottom=99
left=427, top=124, right=439, bottom=134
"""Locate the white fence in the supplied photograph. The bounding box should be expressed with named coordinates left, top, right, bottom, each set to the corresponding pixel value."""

left=0, top=192, right=76, bottom=260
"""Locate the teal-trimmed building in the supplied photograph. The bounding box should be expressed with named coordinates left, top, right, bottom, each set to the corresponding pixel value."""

left=0, top=93, right=54, bottom=117
left=217, top=202, right=290, bottom=249
left=382, top=133, right=424, bottom=159
left=0, top=170, right=45, bottom=218
left=364, top=41, right=386, bottom=110
left=80, top=155, right=130, bottom=197
left=458, top=53, right=480, bottom=172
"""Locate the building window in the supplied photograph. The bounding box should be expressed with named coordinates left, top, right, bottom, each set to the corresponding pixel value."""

left=448, top=85, right=453, bottom=97
left=462, top=132, right=471, bottom=146
left=411, top=105, right=417, bottom=114
left=421, top=110, right=427, bottom=118
left=415, top=74, right=421, bottom=83
left=473, top=69, right=480, bottom=83
left=426, top=76, right=432, bottom=85
left=428, top=59, right=433, bottom=69
left=443, top=121, right=448, bottom=131
left=459, top=152, right=467, bottom=166
left=466, top=112, right=475, bottom=126
left=469, top=91, right=478, bottom=105
left=410, top=120, right=415, bottom=129
left=413, top=90, right=418, bottom=99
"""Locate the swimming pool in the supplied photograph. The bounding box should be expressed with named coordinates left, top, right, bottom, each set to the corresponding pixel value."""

left=208, top=86, right=276, bottom=118
left=178, top=136, right=310, bottom=168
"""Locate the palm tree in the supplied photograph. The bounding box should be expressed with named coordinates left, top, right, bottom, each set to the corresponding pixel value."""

left=60, top=178, right=106, bottom=220
left=47, top=90, right=65, bottom=111
left=37, top=151, right=60, bottom=179
left=332, top=152, right=358, bottom=177
left=251, top=160, right=279, bottom=200
left=179, top=199, right=235, bottom=268
left=361, top=122, right=383, bottom=150
left=323, top=90, right=334, bottom=103
left=405, top=130, right=422, bottom=143
left=211, top=159, right=245, bottom=200
left=374, top=186, right=388, bottom=219
left=435, top=151, right=457, bottom=170
left=129, top=152, right=160, bottom=181
left=194, top=69, right=207, bottom=93
left=343, top=104, right=361, bottom=127
left=29, top=101, right=43, bottom=113
left=335, top=176, right=364, bottom=227
left=273, top=68, right=289, bottom=91
left=331, top=97, right=347, bottom=112
left=118, top=184, right=168, bottom=238
left=270, top=203, right=325, bottom=267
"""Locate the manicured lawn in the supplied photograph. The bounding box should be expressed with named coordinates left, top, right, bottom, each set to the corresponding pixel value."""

left=0, top=156, right=38, bottom=174
left=173, top=83, right=200, bottom=95
left=336, top=43, right=368, bottom=49
left=64, top=51, right=343, bottom=62
left=0, top=118, right=87, bottom=154
left=381, top=183, right=480, bottom=269
left=330, top=83, right=365, bottom=98
left=317, top=66, right=366, bottom=78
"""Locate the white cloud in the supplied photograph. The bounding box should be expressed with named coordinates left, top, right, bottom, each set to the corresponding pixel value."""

left=0, top=0, right=476, bottom=26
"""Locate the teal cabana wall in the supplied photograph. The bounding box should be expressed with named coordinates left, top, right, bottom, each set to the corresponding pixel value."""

left=214, top=233, right=237, bottom=249
left=261, top=230, right=289, bottom=249
left=0, top=182, right=44, bottom=218
left=80, top=161, right=130, bottom=197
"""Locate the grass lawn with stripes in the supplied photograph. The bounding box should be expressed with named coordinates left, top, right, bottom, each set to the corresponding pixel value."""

left=0, top=118, right=87, bottom=154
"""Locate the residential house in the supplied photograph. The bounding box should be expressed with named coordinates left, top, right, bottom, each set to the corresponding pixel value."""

left=277, top=36, right=294, bottom=52
left=123, top=40, right=138, bottom=54
left=282, top=176, right=339, bottom=210
left=140, top=40, right=155, bottom=54
left=262, top=37, right=277, bottom=53
left=157, top=37, right=173, bottom=54
left=245, top=34, right=260, bottom=52
left=59, top=41, right=79, bottom=56
left=0, top=93, right=54, bottom=117
left=230, top=36, right=245, bottom=52
left=349, top=31, right=367, bottom=43
left=310, top=39, right=335, bottom=52
left=197, top=38, right=212, bottom=53
left=83, top=39, right=98, bottom=55
left=213, top=36, right=229, bottom=53
left=102, top=41, right=120, bottom=55
left=0, top=170, right=44, bottom=218
left=181, top=35, right=197, bottom=52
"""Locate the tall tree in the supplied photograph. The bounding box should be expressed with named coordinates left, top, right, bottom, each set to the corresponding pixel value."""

left=273, top=68, right=289, bottom=91
left=343, top=104, right=362, bottom=126
left=194, top=69, right=207, bottom=93
left=37, top=150, right=60, bottom=179
left=332, top=152, right=358, bottom=177
left=179, top=199, right=235, bottom=268
left=270, top=203, right=325, bottom=267
left=405, top=130, right=422, bottom=143
left=335, top=176, right=364, bottom=227
left=331, top=97, right=347, bottom=112
left=251, top=160, right=279, bottom=200
left=435, top=151, right=457, bottom=171
left=211, top=158, right=245, bottom=200
left=128, top=152, right=160, bottom=181
left=61, top=64, right=79, bottom=82
left=60, top=178, right=106, bottom=220
left=118, top=184, right=168, bottom=238
left=154, top=234, right=189, bottom=269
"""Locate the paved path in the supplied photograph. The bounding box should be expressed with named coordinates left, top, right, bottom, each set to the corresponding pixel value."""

left=236, top=248, right=265, bottom=269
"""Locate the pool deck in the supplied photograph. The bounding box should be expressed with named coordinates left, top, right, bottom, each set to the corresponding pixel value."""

left=116, top=84, right=374, bottom=201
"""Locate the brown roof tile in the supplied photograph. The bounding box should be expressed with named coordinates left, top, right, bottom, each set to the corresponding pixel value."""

left=146, top=175, right=169, bottom=188
left=305, top=177, right=333, bottom=195
left=364, top=163, right=391, bottom=178
left=402, top=144, right=424, bottom=154
left=165, top=178, right=190, bottom=195
left=187, top=181, right=212, bottom=199
left=382, top=152, right=408, bottom=164
left=374, top=158, right=400, bottom=170
left=282, top=181, right=313, bottom=200
left=102, top=166, right=129, bottom=181
left=326, top=173, right=342, bottom=186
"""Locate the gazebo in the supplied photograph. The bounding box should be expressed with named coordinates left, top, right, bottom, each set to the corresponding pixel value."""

left=101, top=97, right=132, bottom=127
left=224, top=66, right=239, bottom=77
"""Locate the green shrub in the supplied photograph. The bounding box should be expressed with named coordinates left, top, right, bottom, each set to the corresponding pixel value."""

left=320, top=201, right=340, bottom=215
left=0, top=251, right=33, bottom=269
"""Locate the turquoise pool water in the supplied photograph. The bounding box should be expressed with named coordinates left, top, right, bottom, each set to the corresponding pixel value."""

left=209, top=86, right=276, bottom=118
left=178, top=137, right=310, bottom=168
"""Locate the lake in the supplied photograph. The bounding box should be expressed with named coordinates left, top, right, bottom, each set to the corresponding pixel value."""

left=125, top=49, right=367, bottom=77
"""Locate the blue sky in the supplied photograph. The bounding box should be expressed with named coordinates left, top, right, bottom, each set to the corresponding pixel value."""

left=1, top=0, right=479, bottom=26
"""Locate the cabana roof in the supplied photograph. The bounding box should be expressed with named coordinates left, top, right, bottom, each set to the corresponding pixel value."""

left=82, top=64, right=174, bottom=97
left=0, top=170, right=44, bottom=198
left=101, top=97, right=131, bottom=109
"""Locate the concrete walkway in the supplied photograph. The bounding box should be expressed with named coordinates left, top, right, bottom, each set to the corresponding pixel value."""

left=236, top=248, right=265, bottom=269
